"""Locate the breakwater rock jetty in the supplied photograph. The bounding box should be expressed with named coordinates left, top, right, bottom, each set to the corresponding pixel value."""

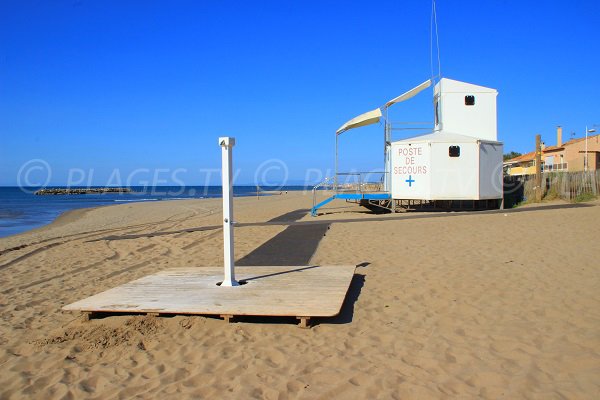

left=34, top=188, right=132, bottom=195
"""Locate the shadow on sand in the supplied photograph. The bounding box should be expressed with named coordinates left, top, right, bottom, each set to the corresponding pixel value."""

left=236, top=223, right=330, bottom=266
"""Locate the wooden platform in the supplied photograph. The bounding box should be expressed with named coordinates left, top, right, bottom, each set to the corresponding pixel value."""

left=63, top=265, right=356, bottom=327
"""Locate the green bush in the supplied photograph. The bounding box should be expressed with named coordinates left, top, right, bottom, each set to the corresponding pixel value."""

left=573, top=193, right=597, bottom=203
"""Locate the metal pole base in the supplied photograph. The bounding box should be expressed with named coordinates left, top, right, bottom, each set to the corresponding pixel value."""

left=220, top=280, right=240, bottom=287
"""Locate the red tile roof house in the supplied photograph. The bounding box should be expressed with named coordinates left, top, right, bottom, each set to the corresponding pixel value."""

left=504, top=126, right=600, bottom=176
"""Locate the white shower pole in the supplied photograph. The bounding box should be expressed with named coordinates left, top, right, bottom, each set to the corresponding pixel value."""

left=219, top=137, right=239, bottom=287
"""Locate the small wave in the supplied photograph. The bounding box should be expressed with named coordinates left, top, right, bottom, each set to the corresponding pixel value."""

left=113, top=199, right=159, bottom=202
left=167, top=197, right=207, bottom=200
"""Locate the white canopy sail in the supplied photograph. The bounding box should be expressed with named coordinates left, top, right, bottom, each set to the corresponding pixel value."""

left=384, top=79, right=432, bottom=108
left=336, top=108, right=382, bottom=135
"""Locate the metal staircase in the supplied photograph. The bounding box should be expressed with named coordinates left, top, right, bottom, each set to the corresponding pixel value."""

left=310, top=172, right=392, bottom=217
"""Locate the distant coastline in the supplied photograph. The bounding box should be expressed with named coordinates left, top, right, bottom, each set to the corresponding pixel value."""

left=35, top=187, right=132, bottom=195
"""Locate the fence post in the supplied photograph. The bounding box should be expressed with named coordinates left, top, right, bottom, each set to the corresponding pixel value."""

left=535, top=134, right=542, bottom=202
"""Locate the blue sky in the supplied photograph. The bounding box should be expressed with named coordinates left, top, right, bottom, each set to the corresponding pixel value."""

left=1, top=0, right=598, bottom=186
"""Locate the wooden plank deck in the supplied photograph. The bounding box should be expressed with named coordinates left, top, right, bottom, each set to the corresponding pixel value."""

left=63, top=265, right=356, bottom=324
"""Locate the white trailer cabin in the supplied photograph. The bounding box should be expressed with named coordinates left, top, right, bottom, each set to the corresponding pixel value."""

left=390, top=78, right=503, bottom=202
left=433, top=78, right=498, bottom=141
left=391, top=132, right=503, bottom=200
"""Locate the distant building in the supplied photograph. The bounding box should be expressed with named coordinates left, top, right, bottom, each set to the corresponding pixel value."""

left=504, top=126, right=600, bottom=176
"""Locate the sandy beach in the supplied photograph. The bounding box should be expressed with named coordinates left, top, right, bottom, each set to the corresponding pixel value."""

left=0, top=192, right=599, bottom=399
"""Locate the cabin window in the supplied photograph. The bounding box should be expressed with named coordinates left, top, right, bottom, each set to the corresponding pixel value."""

left=449, top=146, right=460, bottom=157
left=465, top=95, right=475, bottom=106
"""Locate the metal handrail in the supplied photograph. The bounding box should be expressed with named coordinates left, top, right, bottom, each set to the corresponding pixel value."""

left=311, top=172, right=389, bottom=212
left=312, top=176, right=335, bottom=212
left=337, top=172, right=388, bottom=194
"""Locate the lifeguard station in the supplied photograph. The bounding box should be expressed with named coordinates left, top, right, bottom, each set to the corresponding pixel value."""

left=311, top=77, right=504, bottom=216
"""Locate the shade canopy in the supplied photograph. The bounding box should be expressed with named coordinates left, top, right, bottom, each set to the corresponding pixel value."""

left=384, top=79, right=432, bottom=108
left=336, top=108, right=382, bottom=135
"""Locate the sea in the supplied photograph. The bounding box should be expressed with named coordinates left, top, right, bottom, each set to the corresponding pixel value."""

left=0, top=186, right=309, bottom=238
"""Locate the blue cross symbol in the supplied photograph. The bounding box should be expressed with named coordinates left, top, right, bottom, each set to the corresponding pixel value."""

left=405, top=175, right=415, bottom=187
